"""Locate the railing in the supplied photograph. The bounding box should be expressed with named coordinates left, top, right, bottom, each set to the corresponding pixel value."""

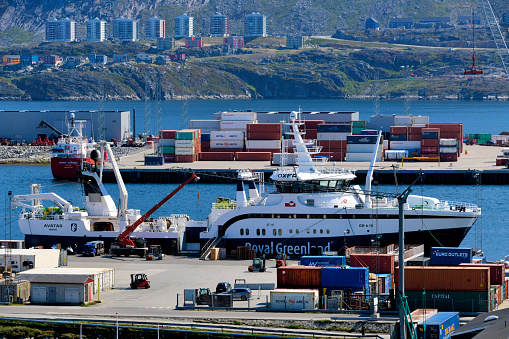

left=200, top=232, right=222, bottom=260
left=212, top=202, right=236, bottom=209
left=437, top=200, right=480, bottom=212
left=23, top=213, right=64, bottom=220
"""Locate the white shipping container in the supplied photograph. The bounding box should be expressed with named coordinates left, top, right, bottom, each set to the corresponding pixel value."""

left=272, top=153, right=297, bottom=166
left=383, top=139, right=389, bottom=150
left=492, top=135, right=509, bottom=143
left=270, top=289, right=318, bottom=310
left=189, top=120, right=221, bottom=129
left=246, top=140, right=282, bottom=149
left=175, top=147, right=195, bottom=155
left=317, top=132, right=350, bottom=141
left=347, top=144, right=381, bottom=153
left=1, top=249, right=61, bottom=273
left=220, top=120, right=256, bottom=130
left=439, top=139, right=457, bottom=146
left=346, top=152, right=383, bottom=162
left=390, top=141, right=421, bottom=150
left=411, top=116, right=430, bottom=125
left=158, top=139, right=175, bottom=147
left=210, top=131, right=245, bottom=140
left=175, top=139, right=194, bottom=147
left=221, top=112, right=257, bottom=121
left=394, top=116, right=412, bottom=126
left=210, top=140, right=244, bottom=148
left=439, top=146, right=458, bottom=154
left=385, top=150, right=408, bottom=160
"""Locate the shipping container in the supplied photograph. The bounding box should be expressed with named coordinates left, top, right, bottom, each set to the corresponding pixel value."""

left=144, top=155, right=163, bottom=166
left=421, top=146, right=438, bottom=154
left=352, top=127, right=364, bottom=135
left=175, top=154, right=196, bottom=163
left=409, top=126, right=424, bottom=135
left=247, top=131, right=282, bottom=140
left=201, top=133, right=210, bottom=142
left=395, top=266, right=489, bottom=292
left=439, top=147, right=457, bottom=154
left=412, top=116, right=429, bottom=125
left=345, top=152, right=382, bottom=162
left=473, top=256, right=487, bottom=264
left=347, top=144, right=379, bottom=153
left=300, top=256, right=346, bottom=267
left=428, top=123, right=463, bottom=133
left=235, top=152, right=272, bottom=161
left=321, top=267, right=369, bottom=289
left=189, top=120, right=221, bottom=130
left=394, top=116, right=412, bottom=126
left=421, top=139, right=440, bottom=147
left=221, top=111, right=257, bottom=121
left=351, top=120, right=366, bottom=128
left=421, top=128, right=440, bottom=139
left=385, top=150, right=408, bottom=160
left=175, top=139, right=195, bottom=147
left=408, top=134, right=422, bottom=141
left=440, top=154, right=458, bottom=162
left=360, top=129, right=378, bottom=135
left=376, top=273, right=392, bottom=294
left=158, top=146, right=175, bottom=154
left=317, top=124, right=352, bottom=133
left=390, top=126, right=408, bottom=135
left=347, top=135, right=382, bottom=144
left=159, top=130, right=177, bottom=139
left=247, top=123, right=282, bottom=133
left=210, top=140, right=244, bottom=148
left=198, top=152, right=234, bottom=161
left=439, top=139, right=458, bottom=146
left=304, top=129, right=317, bottom=139
left=316, top=140, right=347, bottom=150
left=201, top=140, right=210, bottom=150
left=210, top=131, right=245, bottom=140
left=176, top=129, right=200, bottom=140
left=0, top=249, right=62, bottom=273
left=270, top=289, right=318, bottom=310
left=163, top=154, right=175, bottom=163
left=350, top=253, right=395, bottom=274
left=159, top=138, right=175, bottom=147
left=406, top=290, right=489, bottom=313
left=220, top=120, right=256, bottom=130
left=459, top=263, right=505, bottom=285
left=277, top=266, right=322, bottom=288
left=430, top=247, right=472, bottom=266
left=390, top=140, right=421, bottom=150
left=416, top=312, right=459, bottom=339
left=390, top=134, right=407, bottom=141
left=175, top=147, right=195, bottom=155
left=245, top=140, right=281, bottom=149
left=303, top=120, right=325, bottom=129
left=317, top=132, right=349, bottom=141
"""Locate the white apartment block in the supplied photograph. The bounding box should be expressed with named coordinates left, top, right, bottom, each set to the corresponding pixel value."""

left=113, top=17, right=138, bottom=41
left=175, top=14, right=194, bottom=38
left=146, top=17, right=166, bottom=40
left=87, top=18, right=107, bottom=42
left=46, top=18, right=77, bottom=42
left=244, top=12, right=267, bottom=37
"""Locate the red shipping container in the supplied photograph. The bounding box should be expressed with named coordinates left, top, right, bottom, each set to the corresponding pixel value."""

left=277, top=266, right=322, bottom=288
left=440, top=153, right=458, bottom=162
left=317, top=140, right=347, bottom=149
left=439, top=133, right=461, bottom=139
left=422, top=146, right=438, bottom=153
left=163, top=154, right=175, bottom=163
left=303, top=120, right=325, bottom=129
left=207, top=148, right=244, bottom=153
left=304, top=129, right=317, bottom=139
left=390, top=126, right=408, bottom=135
left=421, top=139, right=439, bottom=147
left=459, top=263, right=505, bottom=285
left=421, top=128, right=440, bottom=133
left=407, top=134, right=421, bottom=141
left=201, top=141, right=210, bottom=149
left=350, top=253, right=395, bottom=274
left=175, top=155, right=196, bottom=163
left=235, top=152, right=272, bottom=161
left=198, top=152, right=234, bottom=161
left=496, top=158, right=509, bottom=166
left=428, top=123, right=463, bottom=133
left=408, top=126, right=424, bottom=135
left=246, top=148, right=280, bottom=153
left=247, top=131, right=282, bottom=140
left=395, top=266, right=490, bottom=292
left=159, top=130, right=177, bottom=139
left=247, top=123, right=282, bottom=133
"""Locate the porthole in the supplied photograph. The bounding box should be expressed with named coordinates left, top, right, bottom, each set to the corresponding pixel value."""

left=257, top=229, right=260, bottom=236
left=273, top=229, right=277, bottom=236
left=307, top=229, right=310, bottom=234
left=296, top=229, right=300, bottom=234
left=320, top=229, right=323, bottom=234
left=289, top=229, right=293, bottom=234
left=326, top=229, right=330, bottom=234
left=246, top=228, right=250, bottom=236
left=240, top=228, right=244, bottom=236
left=313, top=229, right=317, bottom=234
left=262, top=229, right=266, bottom=236
left=278, top=229, right=282, bottom=236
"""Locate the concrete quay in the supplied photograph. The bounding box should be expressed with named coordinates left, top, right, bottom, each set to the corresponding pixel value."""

left=103, top=144, right=509, bottom=185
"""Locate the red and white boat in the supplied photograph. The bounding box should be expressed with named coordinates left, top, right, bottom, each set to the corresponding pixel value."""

left=51, top=114, right=97, bottom=180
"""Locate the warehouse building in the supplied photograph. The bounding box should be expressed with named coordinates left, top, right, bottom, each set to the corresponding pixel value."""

left=0, top=110, right=131, bottom=142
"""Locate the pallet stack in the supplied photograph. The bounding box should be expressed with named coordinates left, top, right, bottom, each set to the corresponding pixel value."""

left=230, top=246, right=257, bottom=259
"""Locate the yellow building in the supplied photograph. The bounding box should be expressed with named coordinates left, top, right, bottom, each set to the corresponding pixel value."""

left=2, top=55, right=20, bottom=66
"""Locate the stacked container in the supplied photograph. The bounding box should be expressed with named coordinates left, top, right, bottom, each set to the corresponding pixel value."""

left=345, top=135, right=383, bottom=162
left=300, top=256, right=346, bottom=267
left=420, top=128, right=440, bottom=160
left=429, top=123, right=463, bottom=160
left=277, top=266, right=322, bottom=288
left=189, top=120, right=221, bottom=134
left=430, top=247, right=472, bottom=266
left=158, top=130, right=177, bottom=163
left=439, top=139, right=458, bottom=162
left=220, top=111, right=257, bottom=131
left=175, top=129, right=200, bottom=163
left=467, top=133, right=491, bottom=145
left=208, top=130, right=244, bottom=154
left=321, top=266, right=370, bottom=292
left=351, top=120, right=366, bottom=135
left=302, top=120, right=324, bottom=139
left=242, top=122, right=282, bottom=159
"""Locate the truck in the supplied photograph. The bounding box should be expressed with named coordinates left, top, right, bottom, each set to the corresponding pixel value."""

left=82, top=241, right=105, bottom=256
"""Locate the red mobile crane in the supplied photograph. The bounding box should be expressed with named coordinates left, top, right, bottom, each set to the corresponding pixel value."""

left=110, top=173, right=199, bottom=257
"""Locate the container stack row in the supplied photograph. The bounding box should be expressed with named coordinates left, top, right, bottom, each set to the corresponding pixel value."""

left=158, top=129, right=200, bottom=163
left=345, top=135, right=383, bottom=162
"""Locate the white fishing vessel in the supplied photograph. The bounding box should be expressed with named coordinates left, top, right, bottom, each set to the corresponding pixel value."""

left=196, top=112, right=481, bottom=256
left=13, top=142, right=200, bottom=253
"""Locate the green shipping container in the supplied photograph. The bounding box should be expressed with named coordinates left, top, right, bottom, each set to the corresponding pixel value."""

left=176, top=131, right=195, bottom=140
left=405, top=290, right=490, bottom=313
left=160, top=146, right=175, bottom=154
left=351, top=120, right=366, bottom=128
left=352, top=127, right=364, bottom=135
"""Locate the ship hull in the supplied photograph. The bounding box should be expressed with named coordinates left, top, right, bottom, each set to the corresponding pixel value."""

left=51, top=158, right=82, bottom=180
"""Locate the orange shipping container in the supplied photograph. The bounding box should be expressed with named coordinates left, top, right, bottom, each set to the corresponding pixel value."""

left=277, top=266, right=322, bottom=288
left=395, top=266, right=490, bottom=292
left=459, top=263, right=505, bottom=285
left=350, top=253, right=395, bottom=274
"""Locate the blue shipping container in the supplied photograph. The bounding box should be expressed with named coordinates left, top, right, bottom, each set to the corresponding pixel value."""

left=321, top=267, right=369, bottom=289
left=317, top=124, right=351, bottom=133
left=417, top=312, right=459, bottom=339
left=390, top=134, right=407, bottom=141
left=430, top=247, right=472, bottom=266
left=346, top=135, right=381, bottom=145
left=300, top=256, right=346, bottom=267
left=360, top=130, right=378, bottom=135
left=144, top=156, right=164, bottom=165
left=201, top=133, right=211, bottom=141
left=421, top=131, right=439, bottom=139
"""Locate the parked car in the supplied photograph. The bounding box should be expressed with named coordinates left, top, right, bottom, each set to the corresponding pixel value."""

left=215, top=282, right=232, bottom=294
left=222, top=287, right=252, bottom=301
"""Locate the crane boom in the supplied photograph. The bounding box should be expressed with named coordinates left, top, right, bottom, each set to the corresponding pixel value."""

left=118, top=173, right=198, bottom=245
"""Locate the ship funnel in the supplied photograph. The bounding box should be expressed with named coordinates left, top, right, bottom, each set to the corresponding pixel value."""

left=236, top=181, right=247, bottom=208
left=247, top=180, right=260, bottom=200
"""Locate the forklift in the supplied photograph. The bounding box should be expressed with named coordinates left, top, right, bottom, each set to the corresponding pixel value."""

left=130, top=273, right=150, bottom=289
left=146, top=245, right=163, bottom=260
left=276, top=253, right=287, bottom=268
left=248, top=257, right=266, bottom=272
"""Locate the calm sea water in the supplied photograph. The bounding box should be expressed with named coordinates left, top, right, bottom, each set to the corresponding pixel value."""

left=0, top=99, right=507, bottom=261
